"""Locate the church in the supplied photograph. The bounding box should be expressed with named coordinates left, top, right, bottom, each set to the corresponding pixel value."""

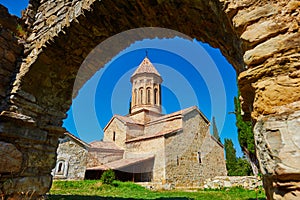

left=53, top=56, right=227, bottom=187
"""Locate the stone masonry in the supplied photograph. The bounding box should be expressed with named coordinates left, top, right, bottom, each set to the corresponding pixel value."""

left=0, top=0, right=299, bottom=199
left=53, top=133, right=89, bottom=180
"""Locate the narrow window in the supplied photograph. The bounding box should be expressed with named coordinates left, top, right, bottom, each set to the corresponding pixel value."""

left=147, top=88, right=151, bottom=104
left=113, top=131, right=116, bottom=141
left=134, top=89, right=137, bottom=106
left=197, top=152, right=202, bottom=163
left=56, top=160, right=65, bottom=175
left=177, top=156, right=179, bottom=166
left=58, top=162, right=63, bottom=173
left=139, top=88, right=143, bottom=104
left=154, top=88, right=158, bottom=105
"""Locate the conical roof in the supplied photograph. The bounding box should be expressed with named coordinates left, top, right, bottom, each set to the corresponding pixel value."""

left=131, top=57, right=161, bottom=78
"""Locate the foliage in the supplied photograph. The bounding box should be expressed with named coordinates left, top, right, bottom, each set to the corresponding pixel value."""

left=224, top=138, right=237, bottom=175
left=16, top=24, right=26, bottom=38
left=234, top=158, right=253, bottom=176
left=212, top=116, right=221, bottom=143
left=49, top=180, right=266, bottom=200
left=234, top=94, right=255, bottom=155
left=224, top=138, right=252, bottom=176
left=234, top=90, right=259, bottom=175
left=100, top=169, right=116, bottom=185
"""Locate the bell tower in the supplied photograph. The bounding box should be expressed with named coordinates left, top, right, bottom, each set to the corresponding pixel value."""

left=130, top=56, right=163, bottom=114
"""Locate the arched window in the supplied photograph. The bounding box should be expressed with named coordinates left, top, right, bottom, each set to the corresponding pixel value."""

left=113, top=131, right=116, bottom=141
left=154, top=88, right=158, bottom=105
left=147, top=88, right=151, bottom=104
left=139, top=88, right=143, bottom=104
left=57, top=162, right=63, bottom=173
left=55, top=160, right=66, bottom=175
left=134, top=89, right=137, bottom=106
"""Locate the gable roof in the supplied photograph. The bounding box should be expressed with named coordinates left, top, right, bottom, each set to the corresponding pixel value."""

left=130, top=57, right=161, bottom=80
left=103, top=114, right=143, bottom=131
left=63, top=132, right=90, bottom=148
left=146, top=106, right=210, bottom=126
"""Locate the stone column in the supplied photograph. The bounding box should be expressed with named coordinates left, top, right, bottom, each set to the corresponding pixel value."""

left=233, top=1, right=300, bottom=199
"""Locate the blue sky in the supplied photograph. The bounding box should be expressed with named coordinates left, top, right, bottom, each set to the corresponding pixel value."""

left=1, top=1, right=243, bottom=157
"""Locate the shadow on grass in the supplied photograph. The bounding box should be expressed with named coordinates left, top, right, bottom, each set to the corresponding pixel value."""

left=48, top=195, right=191, bottom=200
left=248, top=198, right=266, bottom=200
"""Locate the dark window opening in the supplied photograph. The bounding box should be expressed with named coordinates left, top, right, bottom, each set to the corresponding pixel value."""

left=197, top=152, right=202, bottom=163
left=58, top=162, right=63, bottom=173
left=147, top=88, right=151, bottom=104
left=154, top=88, right=158, bottom=105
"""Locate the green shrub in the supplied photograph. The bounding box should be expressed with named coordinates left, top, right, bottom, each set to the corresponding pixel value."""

left=100, top=169, right=116, bottom=185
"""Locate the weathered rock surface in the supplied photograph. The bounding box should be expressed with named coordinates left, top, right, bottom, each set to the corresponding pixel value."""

left=0, top=142, right=22, bottom=173
left=204, top=176, right=262, bottom=190
left=0, top=0, right=299, bottom=199
left=0, top=5, right=23, bottom=111
left=255, top=109, right=300, bottom=200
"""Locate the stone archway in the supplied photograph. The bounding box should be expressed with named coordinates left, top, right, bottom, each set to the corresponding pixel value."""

left=0, top=0, right=299, bottom=199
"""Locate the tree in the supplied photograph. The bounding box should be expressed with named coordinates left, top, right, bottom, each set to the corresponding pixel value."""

left=234, top=91, right=259, bottom=175
left=212, top=116, right=221, bottom=142
left=100, top=169, right=116, bottom=185
left=224, top=138, right=252, bottom=176
left=224, top=139, right=237, bottom=175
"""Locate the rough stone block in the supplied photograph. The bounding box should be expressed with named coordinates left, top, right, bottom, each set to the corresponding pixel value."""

left=0, top=122, right=47, bottom=142
left=2, top=175, right=52, bottom=196
left=0, top=142, right=22, bottom=173
left=233, top=4, right=277, bottom=28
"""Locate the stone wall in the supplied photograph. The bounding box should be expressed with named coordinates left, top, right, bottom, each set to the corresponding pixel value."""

left=203, top=176, right=262, bottom=190
left=165, top=109, right=227, bottom=187
left=0, top=0, right=299, bottom=199
left=0, top=5, right=60, bottom=199
left=0, top=5, right=23, bottom=111
left=125, top=137, right=166, bottom=183
left=54, top=137, right=88, bottom=180
left=104, top=118, right=127, bottom=148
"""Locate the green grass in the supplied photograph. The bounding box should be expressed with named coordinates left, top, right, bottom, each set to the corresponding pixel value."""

left=48, top=180, right=266, bottom=200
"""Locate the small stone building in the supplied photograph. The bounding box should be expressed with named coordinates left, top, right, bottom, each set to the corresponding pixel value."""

left=52, top=132, right=89, bottom=180
left=54, top=56, right=227, bottom=186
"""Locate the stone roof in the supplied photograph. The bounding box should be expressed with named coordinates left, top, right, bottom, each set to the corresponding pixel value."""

left=146, top=106, right=209, bottom=125
left=103, top=114, right=143, bottom=131
left=64, top=132, right=90, bottom=148
left=86, top=155, right=154, bottom=171
left=89, top=141, right=124, bottom=152
left=131, top=57, right=161, bottom=78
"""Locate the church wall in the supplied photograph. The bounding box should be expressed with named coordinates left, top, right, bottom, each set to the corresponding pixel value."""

left=53, top=139, right=88, bottom=180
left=125, top=137, right=165, bottom=183
left=129, top=111, right=146, bottom=124
left=126, top=124, right=144, bottom=139
left=104, top=119, right=127, bottom=148
left=144, top=117, right=182, bottom=136
left=164, top=109, right=226, bottom=187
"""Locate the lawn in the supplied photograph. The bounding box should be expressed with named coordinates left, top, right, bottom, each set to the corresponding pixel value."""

left=48, top=180, right=266, bottom=200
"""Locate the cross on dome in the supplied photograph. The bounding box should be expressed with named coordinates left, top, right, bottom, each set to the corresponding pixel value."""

left=130, top=56, right=161, bottom=79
